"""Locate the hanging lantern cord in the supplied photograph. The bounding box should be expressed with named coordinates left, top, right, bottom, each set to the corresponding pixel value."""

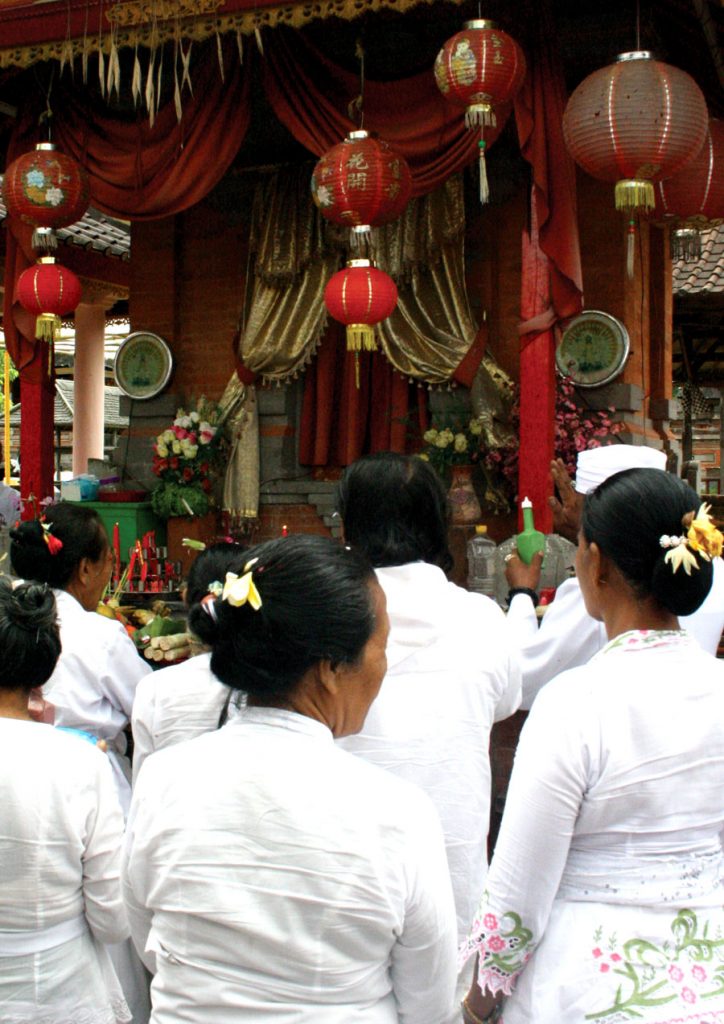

left=37, top=66, right=55, bottom=141
left=352, top=38, right=365, bottom=130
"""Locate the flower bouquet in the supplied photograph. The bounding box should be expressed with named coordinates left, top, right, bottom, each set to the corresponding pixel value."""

left=150, top=398, right=226, bottom=519
left=419, top=416, right=485, bottom=477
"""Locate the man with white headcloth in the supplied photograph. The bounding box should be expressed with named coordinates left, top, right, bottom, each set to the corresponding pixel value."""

left=506, top=444, right=724, bottom=709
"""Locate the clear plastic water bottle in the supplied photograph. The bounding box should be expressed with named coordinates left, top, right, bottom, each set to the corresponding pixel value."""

left=467, top=525, right=497, bottom=599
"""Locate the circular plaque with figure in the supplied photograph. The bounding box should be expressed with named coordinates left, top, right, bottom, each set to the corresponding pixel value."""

left=114, top=332, right=174, bottom=400
left=556, top=311, right=630, bottom=388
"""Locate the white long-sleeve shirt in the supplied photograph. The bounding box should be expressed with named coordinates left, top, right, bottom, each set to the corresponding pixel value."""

left=508, top=555, right=724, bottom=709
left=131, top=652, right=238, bottom=784
left=0, top=719, right=130, bottom=1023
left=48, top=590, right=152, bottom=815
left=339, top=562, right=521, bottom=944
left=123, top=706, right=458, bottom=1024
left=461, top=630, right=724, bottom=1023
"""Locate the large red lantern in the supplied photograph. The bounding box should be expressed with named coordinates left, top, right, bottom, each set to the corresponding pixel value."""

left=324, top=259, right=398, bottom=386
left=17, top=258, right=82, bottom=344
left=654, top=119, right=724, bottom=261
left=312, top=131, right=411, bottom=246
left=2, top=143, right=90, bottom=252
left=563, top=51, right=708, bottom=274
left=434, top=19, right=526, bottom=202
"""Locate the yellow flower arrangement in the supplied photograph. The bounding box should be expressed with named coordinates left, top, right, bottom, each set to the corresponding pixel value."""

left=419, top=417, right=485, bottom=475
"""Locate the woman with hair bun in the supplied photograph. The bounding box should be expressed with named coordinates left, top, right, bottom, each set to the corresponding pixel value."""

left=131, top=542, right=246, bottom=783
left=123, top=534, right=457, bottom=1023
left=10, top=502, right=151, bottom=816
left=0, top=579, right=131, bottom=1023
left=462, top=469, right=724, bottom=1024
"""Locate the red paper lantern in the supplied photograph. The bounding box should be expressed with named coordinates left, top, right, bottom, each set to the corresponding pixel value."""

left=563, top=50, right=707, bottom=274
left=324, top=259, right=398, bottom=385
left=434, top=19, right=526, bottom=202
left=312, top=131, right=411, bottom=245
left=654, top=119, right=724, bottom=260
left=563, top=52, right=707, bottom=213
left=17, top=258, right=82, bottom=343
left=2, top=143, right=90, bottom=251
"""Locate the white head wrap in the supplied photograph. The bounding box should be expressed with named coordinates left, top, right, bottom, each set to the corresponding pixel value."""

left=574, top=445, right=667, bottom=495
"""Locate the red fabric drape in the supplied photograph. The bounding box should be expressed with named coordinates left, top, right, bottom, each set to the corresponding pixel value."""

left=262, top=28, right=508, bottom=198
left=9, top=39, right=252, bottom=220
left=299, top=325, right=427, bottom=467
left=3, top=39, right=251, bottom=500
left=514, top=1, right=583, bottom=330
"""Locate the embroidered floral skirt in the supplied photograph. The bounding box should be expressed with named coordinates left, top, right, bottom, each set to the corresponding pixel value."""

left=488, top=897, right=724, bottom=1024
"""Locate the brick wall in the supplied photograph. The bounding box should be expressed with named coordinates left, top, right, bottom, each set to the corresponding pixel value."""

left=126, top=169, right=675, bottom=527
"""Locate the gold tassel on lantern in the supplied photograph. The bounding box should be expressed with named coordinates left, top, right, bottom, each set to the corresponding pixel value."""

left=614, top=179, right=655, bottom=213
left=346, top=324, right=377, bottom=390
left=346, top=324, right=377, bottom=353
left=35, top=313, right=61, bottom=343
left=671, top=227, right=702, bottom=262
left=626, top=217, right=636, bottom=279
left=478, top=138, right=490, bottom=205
left=465, top=102, right=496, bottom=129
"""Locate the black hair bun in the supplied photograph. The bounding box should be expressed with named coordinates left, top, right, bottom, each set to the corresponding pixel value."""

left=1, top=581, right=56, bottom=632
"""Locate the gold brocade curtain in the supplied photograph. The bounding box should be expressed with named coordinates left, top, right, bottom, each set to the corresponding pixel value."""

left=221, top=171, right=481, bottom=518
left=372, top=175, right=477, bottom=385
left=220, top=166, right=338, bottom=520
left=218, top=375, right=259, bottom=521
left=239, top=165, right=337, bottom=383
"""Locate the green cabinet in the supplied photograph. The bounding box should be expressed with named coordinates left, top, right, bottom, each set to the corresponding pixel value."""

left=68, top=501, right=166, bottom=560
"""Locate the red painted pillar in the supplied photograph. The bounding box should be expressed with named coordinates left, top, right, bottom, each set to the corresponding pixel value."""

left=518, top=188, right=555, bottom=533
left=20, top=360, right=55, bottom=515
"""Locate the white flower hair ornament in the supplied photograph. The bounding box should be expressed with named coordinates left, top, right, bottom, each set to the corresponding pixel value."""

left=207, top=580, right=223, bottom=597
left=221, top=559, right=262, bottom=610
left=659, top=504, right=723, bottom=576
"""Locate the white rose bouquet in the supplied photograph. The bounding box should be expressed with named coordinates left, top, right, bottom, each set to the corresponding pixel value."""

left=150, top=397, right=225, bottom=518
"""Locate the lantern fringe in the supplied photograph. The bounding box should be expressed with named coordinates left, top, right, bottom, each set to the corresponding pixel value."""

left=465, top=103, right=496, bottom=129
left=35, top=314, right=61, bottom=344
left=350, top=225, right=372, bottom=251
left=478, top=138, right=489, bottom=205
left=346, top=324, right=377, bottom=352
left=626, top=218, right=636, bottom=279
left=615, top=179, right=655, bottom=214
left=32, top=228, right=58, bottom=253
left=671, top=227, right=702, bottom=262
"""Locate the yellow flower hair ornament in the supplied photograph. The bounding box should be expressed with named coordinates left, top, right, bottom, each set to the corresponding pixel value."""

left=659, top=504, right=723, bottom=576
left=221, top=559, right=262, bottom=610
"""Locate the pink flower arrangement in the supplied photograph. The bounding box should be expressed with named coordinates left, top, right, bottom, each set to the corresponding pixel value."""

left=483, top=377, right=623, bottom=506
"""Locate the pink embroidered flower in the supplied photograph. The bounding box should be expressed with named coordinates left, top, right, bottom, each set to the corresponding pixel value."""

left=487, top=936, right=506, bottom=953
left=610, top=953, right=622, bottom=962
left=592, top=948, right=603, bottom=959
left=484, top=914, right=499, bottom=930
left=691, top=965, right=707, bottom=982
left=669, top=965, right=684, bottom=983
left=681, top=987, right=696, bottom=1004
left=600, top=963, right=610, bottom=973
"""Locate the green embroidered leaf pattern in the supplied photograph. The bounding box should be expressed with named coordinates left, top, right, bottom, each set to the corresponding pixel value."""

left=459, top=900, right=537, bottom=996
left=586, top=908, right=724, bottom=1021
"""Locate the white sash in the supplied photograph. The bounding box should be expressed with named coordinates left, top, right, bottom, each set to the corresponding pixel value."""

left=0, top=913, right=86, bottom=956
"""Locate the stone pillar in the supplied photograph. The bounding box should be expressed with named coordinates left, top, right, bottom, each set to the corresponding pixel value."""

left=72, top=283, right=125, bottom=477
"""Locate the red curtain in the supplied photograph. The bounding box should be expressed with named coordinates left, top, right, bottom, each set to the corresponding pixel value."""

left=514, top=1, right=583, bottom=329
left=299, top=324, right=428, bottom=467
left=262, top=28, right=509, bottom=198
left=42, top=42, right=249, bottom=219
